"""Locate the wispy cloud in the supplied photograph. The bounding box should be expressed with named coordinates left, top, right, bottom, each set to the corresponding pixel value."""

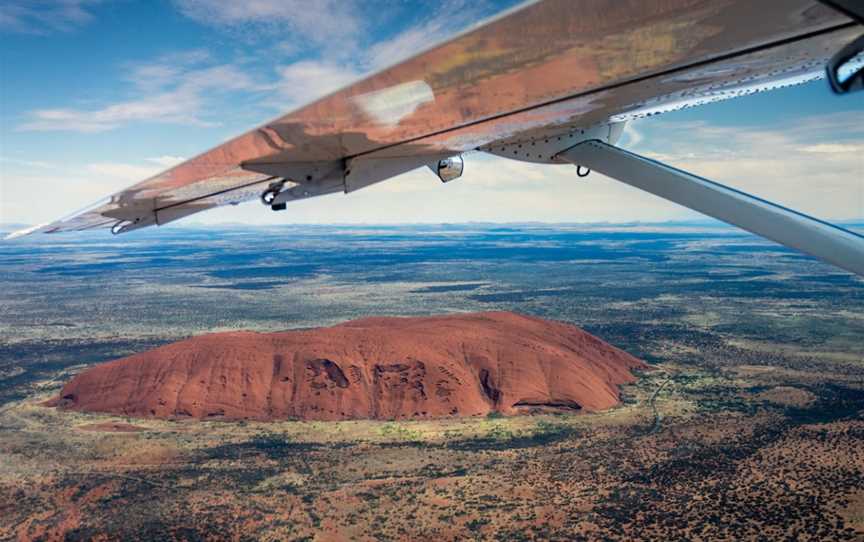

left=0, top=156, right=55, bottom=169
left=19, top=96, right=212, bottom=133
left=267, top=0, right=493, bottom=110
left=270, top=61, right=362, bottom=110
left=638, top=116, right=864, bottom=220
left=620, top=122, right=644, bottom=148
left=172, top=0, right=361, bottom=51
left=123, top=49, right=212, bottom=92
left=15, top=0, right=499, bottom=132
left=799, top=143, right=862, bottom=154
left=18, top=53, right=264, bottom=132
left=0, top=0, right=101, bottom=35
left=145, top=155, right=186, bottom=168
left=2, top=160, right=169, bottom=224
left=366, top=0, right=487, bottom=71
left=87, top=162, right=163, bottom=181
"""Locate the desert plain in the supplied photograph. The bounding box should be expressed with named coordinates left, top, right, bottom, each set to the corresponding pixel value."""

left=1, top=223, right=862, bottom=540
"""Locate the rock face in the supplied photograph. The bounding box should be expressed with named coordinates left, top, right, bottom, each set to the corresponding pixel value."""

left=48, top=312, right=647, bottom=421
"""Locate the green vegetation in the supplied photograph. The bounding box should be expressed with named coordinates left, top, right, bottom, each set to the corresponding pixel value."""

left=377, top=422, right=425, bottom=443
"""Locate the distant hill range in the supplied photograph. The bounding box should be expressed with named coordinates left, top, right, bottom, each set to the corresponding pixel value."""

left=47, top=312, right=647, bottom=421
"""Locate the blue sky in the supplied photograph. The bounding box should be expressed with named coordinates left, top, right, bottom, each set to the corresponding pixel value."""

left=1, top=0, right=862, bottom=226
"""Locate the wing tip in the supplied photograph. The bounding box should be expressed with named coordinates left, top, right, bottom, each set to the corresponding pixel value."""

left=4, top=223, right=50, bottom=240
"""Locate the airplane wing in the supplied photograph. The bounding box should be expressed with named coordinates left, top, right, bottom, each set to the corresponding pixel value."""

left=7, top=0, right=864, bottom=275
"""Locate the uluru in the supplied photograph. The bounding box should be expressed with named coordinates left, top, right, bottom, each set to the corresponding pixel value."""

left=48, top=311, right=647, bottom=421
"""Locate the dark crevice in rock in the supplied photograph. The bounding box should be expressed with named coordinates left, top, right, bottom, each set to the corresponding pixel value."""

left=272, top=354, right=283, bottom=380
left=513, top=400, right=582, bottom=411
left=479, top=369, right=500, bottom=404
left=318, top=359, right=349, bottom=388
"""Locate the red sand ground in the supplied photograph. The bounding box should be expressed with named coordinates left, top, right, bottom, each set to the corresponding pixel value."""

left=47, top=311, right=647, bottom=421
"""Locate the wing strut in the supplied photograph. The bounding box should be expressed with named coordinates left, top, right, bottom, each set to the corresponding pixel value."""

left=558, top=141, right=864, bottom=277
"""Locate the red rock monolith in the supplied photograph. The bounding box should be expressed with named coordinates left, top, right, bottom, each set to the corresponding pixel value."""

left=48, top=312, right=647, bottom=421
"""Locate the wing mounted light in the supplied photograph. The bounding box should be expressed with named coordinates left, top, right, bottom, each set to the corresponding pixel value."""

left=821, top=0, right=864, bottom=94
left=430, top=156, right=464, bottom=183
left=826, top=33, right=864, bottom=93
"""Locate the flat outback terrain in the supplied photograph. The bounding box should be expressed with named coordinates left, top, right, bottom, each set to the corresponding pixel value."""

left=1, top=223, right=863, bottom=541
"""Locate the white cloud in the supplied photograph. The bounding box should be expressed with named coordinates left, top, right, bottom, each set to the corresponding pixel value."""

left=0, top=156, right=55, bottom=169
left=145, top=155, right=186, bottom=168
left=2, top=173, right=112, bottom=225
left=799, top=143, right=863, bottom=154
left=367, top=24, right=437, bottom=71
left=15, top=0, right=491, bottom=133
left=1, top=161, right=163, bottom=225
left=267, top=0, right=487, bottom=112
left=172, top=0, right=360, bottom=49
left=366, top=1, right=482, bottom=71
left=86, top=162, right=162, bottom=181
left=19, top=94, right=213, bottom=132
left=637, top=119, right=864, bottom=221
left=124, top=49, right=211, bottom=92
left=0, top=0, right=101, bottom=34
left=620, top=121, right=644, bottom=148
left=18, top=60, right=262, bottom=132
left=271, top=61, right=362, bottom=110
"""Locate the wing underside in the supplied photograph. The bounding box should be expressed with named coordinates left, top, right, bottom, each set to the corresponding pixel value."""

left=10, top=0, right=859, bottom=237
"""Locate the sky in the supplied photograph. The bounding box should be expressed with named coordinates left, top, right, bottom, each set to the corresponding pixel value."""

left=0, top=0, right=862, bottom=227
